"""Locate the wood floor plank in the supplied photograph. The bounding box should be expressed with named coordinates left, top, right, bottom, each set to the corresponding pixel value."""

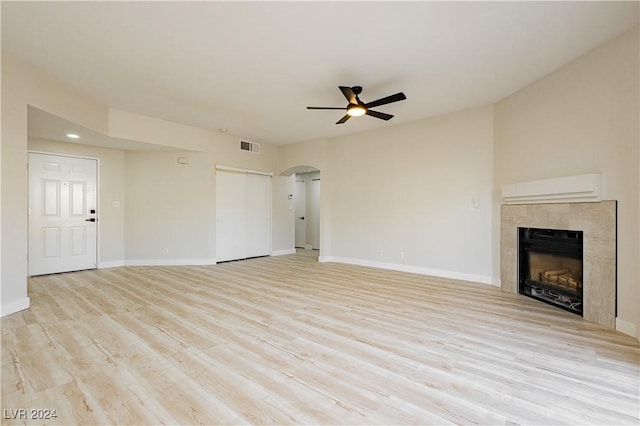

left=1, top=250, right=639, bottom=425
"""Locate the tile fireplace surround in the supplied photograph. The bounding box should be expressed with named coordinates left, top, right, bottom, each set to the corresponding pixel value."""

left=501, top=201, right=616, bottom=329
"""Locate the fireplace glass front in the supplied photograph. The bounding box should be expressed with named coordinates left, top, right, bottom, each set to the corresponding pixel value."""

left=518, top=227, right=583, bottom=315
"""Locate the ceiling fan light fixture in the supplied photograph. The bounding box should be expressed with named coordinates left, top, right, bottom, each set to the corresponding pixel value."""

left=347, top=104, right=366, bottom=117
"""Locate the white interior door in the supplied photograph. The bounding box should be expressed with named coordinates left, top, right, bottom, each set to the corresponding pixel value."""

left=216, top=170, right=248, bottom=262
left=216, top=169, right=271, bottom=262
left=295, top=180, right=306, bottom=248
left=310, top=179, right=321, bottom=250
left=29, top=153, right=98, bottom=276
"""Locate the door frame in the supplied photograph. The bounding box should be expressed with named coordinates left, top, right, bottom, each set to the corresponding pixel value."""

left=309, top=178, right=321, bottom=250
left=279, top=165, right=323, bottom=260
left=294, top=178, right=307, bottom=248
left=28, top=150, right=101, bottom=273
left=215, top=164, right=273, bottom=262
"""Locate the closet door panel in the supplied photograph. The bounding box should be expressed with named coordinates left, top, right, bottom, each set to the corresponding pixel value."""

left=216, top=169, right=271, bottom=262
left=216, top=170, right=247, bottom=262
left=246, top=173, right=271, bottom=258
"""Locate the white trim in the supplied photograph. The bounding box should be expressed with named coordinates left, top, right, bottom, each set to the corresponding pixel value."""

left=1, top=297, right=31, bottom=317
left=616, top=317, right=639, bottom=338
left=125, top=258, right=216, bottom=266
left=502, top=173, right=601, bottom=204
left=271, top=249, right=296, bottom=256
left=28, top=150, right=101, bottom=162
left=321, top=256, right=495, bottom=285
left=216, top=164, right=273, bottom=176
left=98, top=260, right=126, bottom=269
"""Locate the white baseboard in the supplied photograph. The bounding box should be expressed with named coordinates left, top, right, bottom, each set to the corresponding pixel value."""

left=616, top=317, right=639, bottom=338
left=271, top=249, right=297, bottom=256
left=99, top=260, right=125, bottom=269
left=125, top=258, right=217, bottom=266
left=1, top=297, right=31, bottom=317
left=322, top=256, right=495, bottom=285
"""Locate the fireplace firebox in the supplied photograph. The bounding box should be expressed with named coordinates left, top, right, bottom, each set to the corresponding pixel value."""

left=518, top=227, right=583, bottom=315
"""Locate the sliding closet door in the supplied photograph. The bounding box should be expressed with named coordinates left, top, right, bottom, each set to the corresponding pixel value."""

left=216, top=170, right=248, bottom=262
left=246, top=173, right=270, bottom=258
left=216, top=169, right=271, bottom=262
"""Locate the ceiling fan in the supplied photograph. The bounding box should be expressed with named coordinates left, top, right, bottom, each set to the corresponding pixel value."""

left=307, top=86, right=407, bottom=124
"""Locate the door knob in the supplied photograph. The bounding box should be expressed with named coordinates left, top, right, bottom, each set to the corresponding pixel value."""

left=299, top=217, right=305, bottom=220
left=85, top=218, right=96, bottom=222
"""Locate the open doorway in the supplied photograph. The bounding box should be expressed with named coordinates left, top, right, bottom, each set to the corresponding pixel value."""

left=280, top=165, right=321, bottom=257
left=294, top=171, right=320, bottom=250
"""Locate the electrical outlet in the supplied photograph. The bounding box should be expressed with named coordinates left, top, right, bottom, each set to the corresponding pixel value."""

left=164, top=248, right=169, bottom=255
left=377, top=249, right=383, bottom=256
left=400, top=251, right=404, bottom=259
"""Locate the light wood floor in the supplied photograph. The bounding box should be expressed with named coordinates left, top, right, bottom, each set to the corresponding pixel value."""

left=2, top=250, right=639, bottom=425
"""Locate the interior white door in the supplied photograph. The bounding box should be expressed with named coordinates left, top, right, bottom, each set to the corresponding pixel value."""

left=216, top=170, right=271, bottom=262
left=294, top=180, right=306, bottom=248
left=310, top=179, right=321, bottom=250
left=28, top=153, right=98, bottom=276
left=246, top=173, right=270, bottom=258
left=216, top=170, right=248, bottom=262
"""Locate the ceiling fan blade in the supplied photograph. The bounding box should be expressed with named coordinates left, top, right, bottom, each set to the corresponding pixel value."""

left=336, top=114, right=351, bottom=124
left=366, top=110, right=393, bottom=121
left=307, top=106, right=347, bottom=110
left=365, top=92, right=406, bottom=109
left=339, top=86, right=357, bottom=104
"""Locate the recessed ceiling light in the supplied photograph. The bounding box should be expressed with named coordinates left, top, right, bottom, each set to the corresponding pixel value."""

left=66, top=133, right=80, bottom=139
left=218, top=128, right=228, bottom=133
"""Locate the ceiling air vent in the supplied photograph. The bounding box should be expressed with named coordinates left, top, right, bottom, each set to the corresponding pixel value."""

left=240, top=140, right=260, bottom=154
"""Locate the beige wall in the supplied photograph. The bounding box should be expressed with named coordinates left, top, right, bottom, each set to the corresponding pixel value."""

left=27, top=138, right=126, bottom=264
left=125, top=151, right=214, bottom=263
left=109, top=108, right=279, bottom=172
left=279, top=138, right=329, bottom=175
left=271, top=175, right=295, bottom=253
left=326, top=105, right=495, bottom=283
left=494, top=27, right=639, bottom=335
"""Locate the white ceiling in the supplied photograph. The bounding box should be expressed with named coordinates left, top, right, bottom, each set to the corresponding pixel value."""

left=3, top=1, right=638, bottom=146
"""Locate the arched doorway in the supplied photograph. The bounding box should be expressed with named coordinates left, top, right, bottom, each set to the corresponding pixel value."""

left=280, top=165, right=321, bottom=258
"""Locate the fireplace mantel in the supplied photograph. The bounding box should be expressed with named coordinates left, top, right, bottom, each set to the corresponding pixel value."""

left=502, top=174, right=602, bottom=204
left=501, top=201, right=616, bottom=329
